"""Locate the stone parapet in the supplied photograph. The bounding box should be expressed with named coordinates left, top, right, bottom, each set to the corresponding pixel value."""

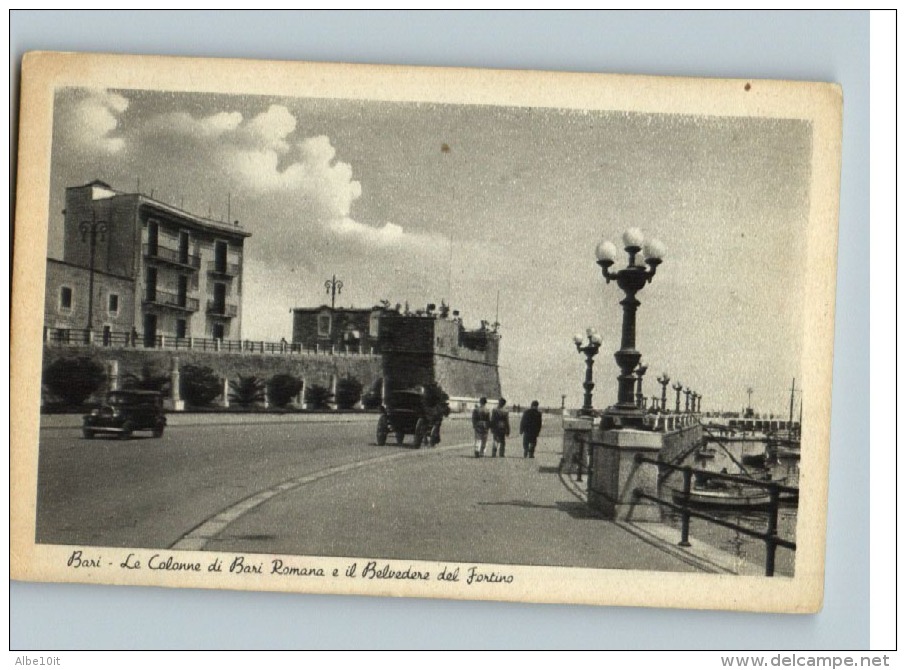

left=587, top=427, right=664, bottom=522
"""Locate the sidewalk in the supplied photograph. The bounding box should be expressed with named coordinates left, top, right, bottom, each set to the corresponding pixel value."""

left=202, top=430, right=761, bottom=575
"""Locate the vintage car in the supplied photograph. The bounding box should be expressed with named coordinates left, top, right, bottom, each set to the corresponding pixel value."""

left=376, top=389, right=448, bottom=448
left=82, top=390, right=167, bottom=439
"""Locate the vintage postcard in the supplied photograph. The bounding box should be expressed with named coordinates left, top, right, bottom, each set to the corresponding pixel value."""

left=11, top=52, right=842, bottom=612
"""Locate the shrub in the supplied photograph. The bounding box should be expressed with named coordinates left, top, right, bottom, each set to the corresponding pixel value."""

left=335, top=377, right=364, bottom=410
left=180, top=365, right=222, bottom=407
left=123, top=363, right=170, bottom=393
left=230, top=375, right=266, bottom=407
left=304, top=384, right=333, bottom=410
left=42, top=357, right=107, bottom=406
left=269, top=374, right=303, bottom=408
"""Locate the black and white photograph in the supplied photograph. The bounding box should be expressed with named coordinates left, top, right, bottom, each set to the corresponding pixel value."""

left=12, top=52, right=841, bottom=613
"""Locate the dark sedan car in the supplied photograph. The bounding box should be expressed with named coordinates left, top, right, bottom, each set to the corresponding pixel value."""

left=83, top=390, right=167, bottom=439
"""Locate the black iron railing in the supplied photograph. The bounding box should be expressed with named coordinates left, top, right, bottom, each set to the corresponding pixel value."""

left=43, top=327, right=377, bottom=356
left=144, top=290, right=200, bottom=312
left=207, top=261, right=241, bottom=277
left=143, top=244, right=201, bottom=269
left=634, top=454, right=798, bottom=576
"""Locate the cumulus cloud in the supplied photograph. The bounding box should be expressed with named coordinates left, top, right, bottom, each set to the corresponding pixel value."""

left=56, top=89, right=129, bottom=153
left=142, top=110, right=243, bottom=139
left=54, top=92, right=439, bottom=255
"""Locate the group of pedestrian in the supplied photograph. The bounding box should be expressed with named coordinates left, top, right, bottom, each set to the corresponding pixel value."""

left=472, top=397, right=543, bottom=459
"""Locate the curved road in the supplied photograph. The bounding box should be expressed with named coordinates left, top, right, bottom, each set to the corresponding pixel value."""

left=36, top=416, right=711, bottom=572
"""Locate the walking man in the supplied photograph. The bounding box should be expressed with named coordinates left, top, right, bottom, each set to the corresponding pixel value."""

left=520, top=400, right=543, bottom=458
left=472, top=397, right=491, bottom=458
left=491, top=397, right=511, bottom=457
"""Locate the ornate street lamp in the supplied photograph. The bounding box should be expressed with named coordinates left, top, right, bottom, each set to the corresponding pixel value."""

left=79, top=211, right=108, bottom=339
left=673, top=381, right=683, bottom=413
left=595, top=228, right=665, bottom=425
left=650, top=395, right=659, bottom=411
left=573, top=328, right=603, bottom=416
left=657, top=373, right=670, bottom=413
left=324, top=274, right=344, bottom=309
left=684, top=388, right=692, bottom=413
left=635, top=362, right=648, bottom=409
left=695, top=392, right=702, bottom=413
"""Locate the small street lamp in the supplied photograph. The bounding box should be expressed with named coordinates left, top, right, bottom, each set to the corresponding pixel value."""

left=573, top=328, right=603, bottom=417
left=657, top=373, right=670, bottom=413
left=684, top=388, right=692, bottom=413
left=673, top=382, right=683, bottom=413
left=324, top=275, right=344, bottom=309
left=635, top=362, right=648, bottom=409
left=650, top=395, right=659, bottom=411
left=595, top=228, right=665, bottom=425
left=79, top=211, right=108, bottom=339
left=695, top=392, right=702, bottom=413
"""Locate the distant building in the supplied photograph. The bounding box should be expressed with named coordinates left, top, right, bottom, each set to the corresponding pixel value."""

left=291, top=302, right=502, bottom=404
left=44, top=180, right=251, bottom=346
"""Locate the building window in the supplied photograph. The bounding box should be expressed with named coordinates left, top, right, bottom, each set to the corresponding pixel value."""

left=59, top=286, right=73, bottom=311
left=175, top=319, right=187, bottom=339
left=318, top=314, right=332, bottom=337
left=108, top=293, right=119, bottom=315
left=212, top=323, right=225, bottom=340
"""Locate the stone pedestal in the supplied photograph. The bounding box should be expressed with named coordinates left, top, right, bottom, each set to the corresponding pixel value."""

left=163, top=357, right=185, bottom=412
left=587, top=427, right=664, bottom=522
left=561, top=416, right=594, bottom=474
left=220, top=377, right=230, bottom=408
left=106, top=360, right=119, bottom=392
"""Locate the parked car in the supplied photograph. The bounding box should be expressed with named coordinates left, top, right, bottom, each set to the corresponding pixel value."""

left=376, top=389, right=449, bottom=447
left=83, top=390, right=167, bottom=439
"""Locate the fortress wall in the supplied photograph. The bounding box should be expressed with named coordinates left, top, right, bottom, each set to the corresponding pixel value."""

left=433, top=355, right=501, bottom=400
left=42, top=346, right=383, bottom=390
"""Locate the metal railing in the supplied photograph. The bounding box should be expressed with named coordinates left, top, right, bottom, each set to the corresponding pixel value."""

left=143, top=244, right=201, bottom=269
left=633, top=455, right=798, bottom=576
left=43, top=327, right=377, bottom=357
left=206, top=300, right=238, bottom=317
left=207, top=260, right=241, bottom=276
left=144, top=290, right=200, bottom=312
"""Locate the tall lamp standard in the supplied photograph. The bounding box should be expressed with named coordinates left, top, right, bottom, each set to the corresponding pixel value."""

left=595, top=228, right=665, bottom=425
left=573, top=328, right=603, bottom=417
left=684, top=388, right=692, bottom=413
left=635, top=363, right=648, bottom=409
left=695, top=392, right=702, bottom=413
left=324, top=275, right=344, bottom=309
left=657, top=373, right=670, bottom=413
left=673, top=382, right=683, bottom=413
left=79, top=211, right=108, bottom=340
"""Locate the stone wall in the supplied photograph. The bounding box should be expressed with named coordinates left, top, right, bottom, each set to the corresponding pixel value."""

left=42, top=346, right=382, bottom=397
left=433, top=353, right=501, bottom=400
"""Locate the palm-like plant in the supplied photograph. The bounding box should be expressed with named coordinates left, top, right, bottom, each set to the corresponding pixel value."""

left=229, top=375, right=266, bottom=407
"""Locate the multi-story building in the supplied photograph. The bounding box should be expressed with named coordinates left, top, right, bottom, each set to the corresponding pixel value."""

left=44, top=180, right=251, bottom=346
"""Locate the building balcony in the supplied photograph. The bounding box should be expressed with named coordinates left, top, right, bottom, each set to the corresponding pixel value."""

left=143, top=244, right=201, bottom=270
left=207, top=300, right=238, bottom=318
left=143, top=290, right=200, bottom=312
left=207, top=260, right=241, bottom=277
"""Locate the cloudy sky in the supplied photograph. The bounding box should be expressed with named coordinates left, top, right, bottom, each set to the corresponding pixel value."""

left=48, top=87, right=812, bottom=414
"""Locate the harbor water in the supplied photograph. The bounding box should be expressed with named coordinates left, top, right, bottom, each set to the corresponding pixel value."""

left=660, top=437, right=800, bottom=577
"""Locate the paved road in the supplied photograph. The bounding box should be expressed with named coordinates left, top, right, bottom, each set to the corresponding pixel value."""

left=36, top=415, right=742, bottom=573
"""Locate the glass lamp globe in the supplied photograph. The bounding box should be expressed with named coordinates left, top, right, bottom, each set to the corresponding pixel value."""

left=595, top=240, right=617, bottom=263
left=622, top=228, right=645, bottom=249
left=590, top=333, right=603, bottom=345
left=573, top=333, right=584, bottom=345
left=644, top=238, right=667, bottom=262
